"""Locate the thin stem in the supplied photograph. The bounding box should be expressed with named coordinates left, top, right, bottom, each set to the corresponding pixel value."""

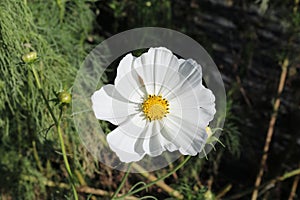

left=31, top=65, right=58, bottom=125
left=31, top=64, right=78, bottom=200
left=131, top=163, right=183, bottom=199
left=32, top=141, right=43, bottom=172
left=226, top=167, right=300, bottom=200
left=114, top=156, right=191, bottom=200
left=57, top=110, right=78, bottom=200
left=111, top=163, right=133, bottom=199
left=288, top=172, right=300, bottom=200
left=251, top=58, right=289, bottom=200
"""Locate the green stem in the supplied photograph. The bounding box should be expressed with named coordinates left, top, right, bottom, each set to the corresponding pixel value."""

left=56, top=0, right=65, bottom=23
left=111, top=163, right=133, bottom=199
left=278, top=168, right=300, bottom=181
left=31, top=65, right=78, bottom=200
left=31, top=66, right=58, bottom=125
left=114, top=156, right=191, bottom=200
left=57, top=111, right=78, bottom=200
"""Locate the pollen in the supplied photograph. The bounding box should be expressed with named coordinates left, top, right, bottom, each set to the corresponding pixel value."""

left=142, top=94, right=169, bottom=121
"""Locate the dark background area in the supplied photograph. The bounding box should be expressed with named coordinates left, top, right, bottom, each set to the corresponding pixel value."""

left=95, top=0, right=300, bottom=199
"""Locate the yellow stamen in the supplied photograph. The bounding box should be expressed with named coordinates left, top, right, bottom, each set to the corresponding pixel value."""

left=142, top=94, right=169, bottom=121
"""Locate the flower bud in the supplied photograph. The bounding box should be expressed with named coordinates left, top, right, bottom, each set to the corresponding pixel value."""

left=204, top=190, right=215, bottom=200
left=58, top=91, right=71, bottom=104
left=206, top=126, right=213, bottom=138
left=22, top=52, right=37, bottom=63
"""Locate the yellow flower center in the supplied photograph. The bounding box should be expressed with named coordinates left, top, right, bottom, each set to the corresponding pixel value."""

left=142, top=95, right=169, bottom=121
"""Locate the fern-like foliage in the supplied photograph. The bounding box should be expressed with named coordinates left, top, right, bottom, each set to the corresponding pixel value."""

left=0, top=0, right=99, bottom=199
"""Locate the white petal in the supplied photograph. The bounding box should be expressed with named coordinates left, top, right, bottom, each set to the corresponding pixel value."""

left=179, top=128, right=207, bottom=155
left=115, top=54, right=136, bottom=84
left=142, top=121, right=165, bottom=157
left=172, top=91, right=215, bottom=131
left=159, top=83, right=215, bottom=155
left=162, top=113, right=207, bottom=155
left=164, top=59, right=203, bottom=99
left=159, top=134, right=179, bottom=152
left=178, top=59, right=202, bottom=88
left=133, top=47, right=180, bottom=95
left=91, top=85, right=137, bottom=125
left=114, top=54, right=145, bottom=103
left=171, top=85, right=215, bottom=108
left=106, top=114, right=147, bottom=163
left=197, top=86, right=216, bottom=108
left=119, top=113, right=148, bottom=138
left=158, top=121, right=179, bottom=152
left=162, top=91, right=211, bottom=155
left=107, top=128, right=144, bottom=163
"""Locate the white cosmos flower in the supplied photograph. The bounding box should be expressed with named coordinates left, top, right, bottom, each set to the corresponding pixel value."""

left=91, top=47, right=216, bottom=163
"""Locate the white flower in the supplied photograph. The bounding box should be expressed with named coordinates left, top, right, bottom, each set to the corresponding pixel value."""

left=91, top=47, right=216, bottom=163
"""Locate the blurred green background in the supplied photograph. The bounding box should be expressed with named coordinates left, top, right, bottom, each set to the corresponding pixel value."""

left=0, top=0, right=300, bottom=199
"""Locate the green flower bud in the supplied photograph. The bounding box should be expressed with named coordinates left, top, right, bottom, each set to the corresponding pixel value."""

left=145, top=1, right=151, bottom=7
left=22, top=52, right=37, bottom=63
left=204, top=190, right=215, bottom=200
left=58, top=91, right=71, bottom=104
